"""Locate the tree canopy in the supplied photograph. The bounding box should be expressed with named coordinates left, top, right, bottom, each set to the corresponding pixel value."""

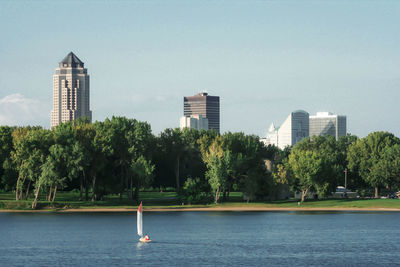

left=0, top=118, right=399, bottom=207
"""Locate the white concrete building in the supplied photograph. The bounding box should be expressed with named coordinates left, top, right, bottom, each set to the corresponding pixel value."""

left=262, top=110, right=309, bottom=149
left=277, top=110, right=309, bottom=149
left=309, top=112, right=346, bottom=140
left=51, top=52, right=92, bottom=128
left=180, top=114, right=209, bottom=131
left=261, top=123, right=279, bottom=147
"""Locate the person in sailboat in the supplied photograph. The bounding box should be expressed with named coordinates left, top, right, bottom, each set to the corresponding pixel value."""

left=144, top=234, right=150, bottom=241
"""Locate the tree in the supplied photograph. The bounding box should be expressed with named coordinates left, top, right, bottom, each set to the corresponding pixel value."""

left=336, top=134, right=362, bottom=190
left=226, top=133, right=270, bottom=201
left=0, top=126, right=16, bottom=191
left=49, top=122, right=86, bottom=202
left=292, top=136, right=343, bottom=197
left=127, top=120, right=154, bottom=201
left=91, top=121, right=113, bottom=201
left=288, top=149, right=324, bottom=202
left=104, top=117, right=133, bottom=198
left=205, top=151, right=232, bottom=204
left=179, top=128, right=208, bottom=185
left=158, top=128, right=185, bottom=189
left=74, top=121, right=96, bottom=200
left=11, top=127, right=52, bottom=202
left=200, top=135, right=233, bottom=204
left=348, top=131, right=400, bottom=198
left=130, top=156, right=155, bottom=203
left=33, top=144, right=68, bottom=208
left=381, top=144, right=400, bottom=191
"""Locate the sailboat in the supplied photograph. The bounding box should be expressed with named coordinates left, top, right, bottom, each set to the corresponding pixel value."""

left=137, top=202, right=151, bottom=242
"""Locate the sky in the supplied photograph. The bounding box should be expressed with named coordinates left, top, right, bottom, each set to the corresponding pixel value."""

left=0, top=0, right=399, bottom=137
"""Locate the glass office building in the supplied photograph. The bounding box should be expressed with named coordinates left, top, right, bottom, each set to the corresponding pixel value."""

left=309, top=112, right=346, bottom=140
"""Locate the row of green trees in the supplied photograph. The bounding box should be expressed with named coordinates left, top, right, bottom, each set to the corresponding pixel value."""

left=0, top=116, right=399, bottom=208
left=279, top=132, right=400, bottom=201
left=0, top=117, right=156, bottom=208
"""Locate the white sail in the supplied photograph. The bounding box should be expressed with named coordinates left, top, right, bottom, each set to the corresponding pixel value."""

left=137, top=202, right=143, bottom=237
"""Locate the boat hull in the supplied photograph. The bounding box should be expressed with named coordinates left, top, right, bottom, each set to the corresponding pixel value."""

left=139, top=237, right=151, bottom=243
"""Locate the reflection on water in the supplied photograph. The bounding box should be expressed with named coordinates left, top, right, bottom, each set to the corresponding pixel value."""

left=1, top=211, right=400, bottom=266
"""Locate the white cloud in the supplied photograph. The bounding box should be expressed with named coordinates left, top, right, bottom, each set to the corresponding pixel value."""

left=0, top=93, right=49, bottom=127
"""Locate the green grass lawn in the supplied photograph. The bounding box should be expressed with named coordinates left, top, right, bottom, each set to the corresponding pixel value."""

left=0, top=191, right=180, bottom=210
left=0, top=191, right=400, bottom=210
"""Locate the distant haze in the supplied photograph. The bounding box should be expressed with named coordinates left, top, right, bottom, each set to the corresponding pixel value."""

left=0, top=1, right=399, bottom=137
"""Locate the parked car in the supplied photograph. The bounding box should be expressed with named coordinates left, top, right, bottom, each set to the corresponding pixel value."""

left=388, top=192, right=400, bottom=199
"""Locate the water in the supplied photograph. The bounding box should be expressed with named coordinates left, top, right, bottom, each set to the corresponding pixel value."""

left=1, top=211, right=400, bottom=266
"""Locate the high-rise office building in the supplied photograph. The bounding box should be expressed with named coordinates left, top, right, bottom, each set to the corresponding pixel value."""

left=277, top=110, right=309, bottom=149
left=51, top=52, right=92, bottom=128
left=183, top=92, right=220, bottom=133
left=263, top=110, right=309, bottom=149
left=309, top=112, right=346, bottom=140
left=263, top=110, right=347, bottom=148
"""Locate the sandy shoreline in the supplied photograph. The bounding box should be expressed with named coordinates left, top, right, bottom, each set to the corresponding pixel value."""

left=1, top=207, right=400, bottom=212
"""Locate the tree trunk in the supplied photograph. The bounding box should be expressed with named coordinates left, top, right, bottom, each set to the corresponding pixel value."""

left=301, top=188, right=309, bottom=202
left=18, top=189, right=23, bottom=201
left=52, top=186, right=57, bottom=202
left=48, top=186, right=52, bottom=201
left=85, top=178, right=89, bottom=201
left=19, top=176, right=27, bottom=201
left=375, top=186, right=379, bottom=198
left=92, top=175, right=97, bottom=202
left=79, top=175, right=83, bottom=201
left=215, top=187, right=220, bottom=204
left=32, top=183, right=41, bottom=209
left=15, top=175, right=21, bottom=201
left=129, top=177, right=133, bottom=200
left=24, top=180, right=31, bottom=200
left=175, top=155, right=180, bottom=189
left=15, top=161, right=25, bottom=201
left=120, top=165, right=124, bottom=201
left=16, top=176, right=26, bottom=201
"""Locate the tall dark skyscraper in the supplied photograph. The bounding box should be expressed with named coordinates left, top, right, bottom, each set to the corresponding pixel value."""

left=183, top=92, right=220, bottom=133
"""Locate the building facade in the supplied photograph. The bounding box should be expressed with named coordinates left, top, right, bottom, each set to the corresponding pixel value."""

left=50, top=52, right=92, bottom=128
left=261, top=123, right=279, bottom=146
left=277, top=110, right=309, bottom=149
left=262, top=110, right=309, bottom=149
left=262, top=110, right=347, bottom=149
left=180, top=114, right=209, bottom=131
left=309, top=112, right=346, bottom=140
left=183, top=92, right=220, bottom=133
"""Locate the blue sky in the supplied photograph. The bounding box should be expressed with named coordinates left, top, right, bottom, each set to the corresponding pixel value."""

left=0, top=0, right=399, bottom=137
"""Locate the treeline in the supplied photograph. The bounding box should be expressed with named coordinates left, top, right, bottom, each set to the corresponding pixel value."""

left=0, top=116, right=399, bottom=208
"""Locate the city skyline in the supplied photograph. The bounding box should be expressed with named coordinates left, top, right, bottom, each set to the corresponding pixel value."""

left=0, top=1, right=399, bottom=137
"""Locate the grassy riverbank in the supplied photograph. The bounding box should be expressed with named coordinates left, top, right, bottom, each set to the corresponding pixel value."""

left=1, top=191, right=400, bottom=211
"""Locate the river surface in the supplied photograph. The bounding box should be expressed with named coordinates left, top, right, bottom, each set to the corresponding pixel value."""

left=1, top=211, right=399, bottom=266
